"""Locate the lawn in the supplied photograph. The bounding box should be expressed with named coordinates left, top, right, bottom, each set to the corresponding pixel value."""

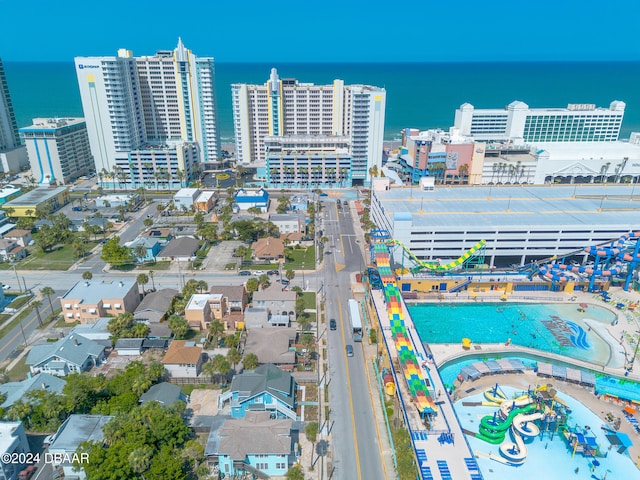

left=7, top=356, right=30, bottom=382
left=301, top=292, right=316, bottom=310
left=18, top=240, right=99, bottom=270
left=285, top=247, right=315, bottom=269
left=143, top=260, right=171, bottom=270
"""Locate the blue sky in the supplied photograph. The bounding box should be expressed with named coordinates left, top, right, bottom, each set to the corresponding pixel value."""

left=1, top=0, right=639, bottom=62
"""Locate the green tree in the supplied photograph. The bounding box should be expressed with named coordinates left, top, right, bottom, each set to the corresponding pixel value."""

left=285, top=268, right=296, bottom=281
left=245, top=277, right=259, bottom=294
left=31, top=299, right=43, bottom=327
left=136, top=273, right=149, bottom=295
left=101, top=236, right=135, bottom=267
left=285, top=464, right=305, bottom=480
left=209, top=354, right=231, bottom=384
left=208, top=320, right=225, bottom=345
left=168, top=314, right=189, bottom=339
left=243, top=352, right=259, bottom=370
left=305, top=422, right=319, bottom=468
left=149, top=270, right=156, bottom=290
left=40, top=286, right=55, bottom=316
left=258, top=273, right=270, bottom=290
left=227, top=347, right=242, bottom=372
left=300, top=333, right=315, bottom=352
left=196, top=222, right=218, bottom=242
left=108, top=312, right=137, bottom=339
left=82, top=271, right=93, bottom=281
left=143, top=218, right=153, bottom=228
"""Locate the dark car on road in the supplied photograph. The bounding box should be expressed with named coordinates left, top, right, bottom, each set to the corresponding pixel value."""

left=239, top=271, right=252, bottom=276
left=267, top=270, right=279, bottom=276
left=330, top=319, right=337, bottom=330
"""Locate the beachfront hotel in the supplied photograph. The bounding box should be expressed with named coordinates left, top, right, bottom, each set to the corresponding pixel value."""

left=20, top=118, right=93, bottom=185
left=0, top=58, right=28, bottom=175
left=369, top=180, right=640, bottom=267
left=454, top=101, right=626, bottom=143
left=232, top=68, right=385, bottom=185
left=75, top=39, right=220, bottom=188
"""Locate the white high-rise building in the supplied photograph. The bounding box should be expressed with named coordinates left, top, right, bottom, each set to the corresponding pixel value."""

left=232, top=68, right=386, bottom=185
left=0, top=58, right=28, bottom=174
left=20, top=118, right=94, bottom=185
left=75, top=39, right=220, bottom=189
left=454, top=101, right=626, bottom=143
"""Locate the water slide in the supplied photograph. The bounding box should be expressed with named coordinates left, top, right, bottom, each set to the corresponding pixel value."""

left=539, top=231, right=640, bottom=282
left=477, top=403, right=535, bottom=444
left=391, top=239, right=486, bottom=272
left=498, top=411, right=545, bottom=465
left=372, top=243, right=437, bottom=414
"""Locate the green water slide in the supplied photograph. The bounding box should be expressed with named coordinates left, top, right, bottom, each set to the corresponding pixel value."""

left=477, top=403, right=536, bottom=444
left=392, top=239, right=486, bottom=272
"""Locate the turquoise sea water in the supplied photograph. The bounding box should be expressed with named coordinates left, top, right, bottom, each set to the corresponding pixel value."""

left=5, top=61, right=640, bottom=141
left=408, top=302, right=618, bottom=365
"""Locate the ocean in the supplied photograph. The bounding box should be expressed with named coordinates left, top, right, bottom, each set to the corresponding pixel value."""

left=5, top=61, right=640, bottom=142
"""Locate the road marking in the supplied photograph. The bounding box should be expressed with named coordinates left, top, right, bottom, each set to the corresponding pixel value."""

left=338, top=296, right=363, bottom=480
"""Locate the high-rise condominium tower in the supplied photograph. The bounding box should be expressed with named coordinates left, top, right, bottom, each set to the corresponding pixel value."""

left=0, top=58, right=28, bottom=174
left=232, top=68, right=386, bottom=185
left=75, top=39, right=219, bottom=188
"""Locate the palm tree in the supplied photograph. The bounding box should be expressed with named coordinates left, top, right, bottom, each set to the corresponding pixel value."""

left=134, top=245, right=148, bottom=264
left=40, top=286, right=55, bottom=315
left=227, top=347, right=242, bottom=372
left=136, top=274, right=149, bottom=295
left=82, top=271, right=93, bottom=281
left=129, top=446, right=153, bottom=480
left=149, top=270, right=156, bottom=290
left=32, top=299, right=43, bottom=327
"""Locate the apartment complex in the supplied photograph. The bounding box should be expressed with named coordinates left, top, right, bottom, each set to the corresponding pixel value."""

left=454, top=101, right=625, bottom=143
left=75, top=39, right=219, bottom=188
left=20, top=118, right=94, bottom=185
left=61, top=279, right=140, bottom=324
left=232, top=68, right=385, bottom=185
left=0, top=58, right=28, bottom=174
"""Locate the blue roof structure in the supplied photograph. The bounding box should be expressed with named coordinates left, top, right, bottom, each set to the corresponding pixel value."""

left=0, top=373, right=66, bottom=407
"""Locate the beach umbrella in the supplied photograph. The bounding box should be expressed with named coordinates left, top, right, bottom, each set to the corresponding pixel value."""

left=579, top=303, right=588, bottom=309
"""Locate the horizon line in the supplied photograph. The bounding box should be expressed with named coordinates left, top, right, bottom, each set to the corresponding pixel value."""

left=4, top=59, right=640, bottom=64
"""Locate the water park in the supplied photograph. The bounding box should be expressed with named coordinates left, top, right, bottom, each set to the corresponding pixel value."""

left=365, top=229, right=640, bottom=479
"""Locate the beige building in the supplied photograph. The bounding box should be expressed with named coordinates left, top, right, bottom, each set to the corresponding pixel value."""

left=185, top=293, right=227, bottom=330
left=61, top=279, right=140, bottom=324
left=162, top=340, right=205, bottom=378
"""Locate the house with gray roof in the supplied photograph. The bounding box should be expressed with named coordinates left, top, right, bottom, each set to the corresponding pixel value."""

left=114, top=338, right=144, bottom=356
left=252, top=284, right=296, bottom=319
left=0, top=373, right=66, bottom=408
left=205, top=411, right=293, bottom=478
left=157, top=236, right=199, bottom=261
left=49, top=414, right=112, bottom=480
left=218, top=363, right=297, bottom=420
left=26, top=334, right=106, bottom=377
left=139, top=382, right=187, bottom=406
left=134, top=288, right=177, bottom=337
left=243, top=328, right=296, bottom=368
left=210, top=285, right=248, bottom=313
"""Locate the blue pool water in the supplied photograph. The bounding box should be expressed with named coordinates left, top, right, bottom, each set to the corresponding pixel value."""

left=409, top=302, right=618, bottom=365
left=456, top=387, right=640, bottom=480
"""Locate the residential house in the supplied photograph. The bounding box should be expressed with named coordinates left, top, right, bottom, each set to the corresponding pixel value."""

left=252, top=285, right=296, bottom=319
left=184, top=293, right=227, bottom=330
left=134, top=288, right=177, bottom=337
left=0, top=238, right=26, bottom=261
left=61, top=279, right=140, bottom=324
left=0, top=210, right=15, bottom=238
left=140, top=228, right=173, bottom=243
left=243, top=328, right=297, bottom=369
left=162, top=340, right=205, bottom=378
left=210, top=285, right=248, bottom=313
left=114, top=338, right=144, bottom=356
left=251, top=237, right=284, bottom=262
left=205, top=412, right=293, bottom=478
left=139, top=382, right=187, bottom=406
left=0, top=373, right=66, bottom=408
left=268, top=213, right=306, bottom=234
left=0, top=422, right=30, bottom=480
left=124, top=237, right=162, bottom=263
left=68, top=318, right=111, bottom=347
left=281, top=232, right=304, bottom=246
left=3, top=228, right=32, bottom=247
left=244, top=308, right=290, bottom=328
left=217, top=363, right=297, bottom=420
left=234, top=188, right=269, bottom=212
left=70, top=217, right=110, bottom=234
left=158, top=236, right=199, bottom=261
left=26, top=334, right=106, bottom=377
left=49, top=415, right=112, bottom=480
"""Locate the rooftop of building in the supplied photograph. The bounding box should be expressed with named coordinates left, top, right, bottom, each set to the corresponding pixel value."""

left=229, top=363, right=295, bottom=409
left=186, top=293, right=222, bottom=312
left=162, top=340, right=202, bottom=365
left=49, top=415, right=112, bottom=454
left=135, top=289, right=178, bottom=314
left=0, top=422, right=25, bottom=453
left=195, top=191, right=215, bottom=202
left=253, top=284, right=296, bottom=302
left=139, top=382, right=184, bottom=406
left=268, top=213, right=305, bottom=222
left=0, top=185, right=20, bottom=198
left=3, top=186, right=67, bottom=207
left=374, top=184, right=640, bottom=229
left=534, top=140, right=640, bottom=158
left=0, top=373, right=65, bottom=408
left=209, top=285, right=246, bottom=303
left=61, top=279, right=136, bottom=304
left=20, top=117, right=86, bottom=131
left=174, top=188, right=201, bottom=197
left=26, top=334, right=105, bottom=368
left=159, top=236, right=199, bottom=257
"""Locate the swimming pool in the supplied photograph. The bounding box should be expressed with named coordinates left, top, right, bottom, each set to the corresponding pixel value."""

left=409, top=302, right=619, bottom=366
left=455, top=386, right=640, bottom=480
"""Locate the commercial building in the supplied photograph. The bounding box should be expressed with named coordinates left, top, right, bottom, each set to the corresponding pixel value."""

left=75, top=39, right=219, bottom=188
left=173, top=187, right=201, bottom=210
left=454, top=101, right=626, bottom=143
left=234, top=188, right=269, bottom=212
left=232, top=68, right=385, bottom=184
left=0, top=421, right=30, bottom=480
left=0, top=58, right=28, bottom=175
left=20, top=118, right=93, bottom=185
left=1, top=186, right=69, bottom=217
left=61, top=279, right=140, bottom=324
left=370, top=182, right=640, bottom=267
left=0, top=185, right=21, bottom=205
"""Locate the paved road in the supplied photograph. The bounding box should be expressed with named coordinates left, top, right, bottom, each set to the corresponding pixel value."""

left=322, top=200, right=384, bottom=480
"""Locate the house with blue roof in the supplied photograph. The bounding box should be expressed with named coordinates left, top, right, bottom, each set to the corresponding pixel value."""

left=26, top=334, right=106, bottom=377
left=234, top=188, right=269, bottom=212
left=0, top=373, right=66, bottom=408
left=218, top=363, right=297, bottom=420
left=124, top=237, right=162, bottom=263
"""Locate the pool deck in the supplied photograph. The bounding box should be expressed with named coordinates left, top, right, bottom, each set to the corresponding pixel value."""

left=371, top=289, right=480, bottom=480
left=412, top=286, right=640, bottom=470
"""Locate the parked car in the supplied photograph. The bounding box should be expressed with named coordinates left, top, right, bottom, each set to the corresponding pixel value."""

left=278, top=278, right=290, bottom=285
left=330, top=319, right=337, bottom=330
left=239, top=271, right=252, bottom=276
left=2, top=284, right=10, bottom=290
left=267, top=270, right=279, bottom=276
left=343, top=200, right=348, bottom=206
left=72, top=206, right=83, bottom=211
